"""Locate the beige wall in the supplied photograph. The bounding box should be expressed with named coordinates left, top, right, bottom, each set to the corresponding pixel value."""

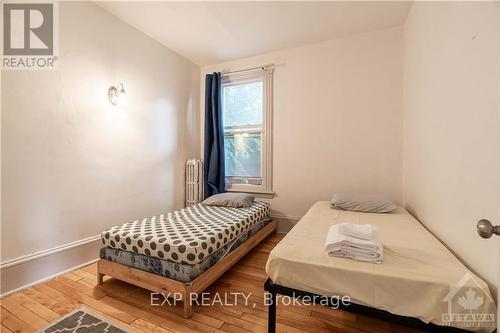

left=403, top=2, right=499, bottom=291
left=1, top=2, right=199, bottom=293
left=202, top=27, right=404, bottom=219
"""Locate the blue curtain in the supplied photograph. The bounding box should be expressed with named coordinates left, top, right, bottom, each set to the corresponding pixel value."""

left=204, top=72, right=226, bottom=198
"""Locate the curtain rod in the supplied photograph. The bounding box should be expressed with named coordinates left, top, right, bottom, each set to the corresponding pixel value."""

left=222, top=64, right=274, bottom=76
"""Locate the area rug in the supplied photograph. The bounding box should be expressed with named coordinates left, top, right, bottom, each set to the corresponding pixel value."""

left=38, top=306, right=134, bottom=333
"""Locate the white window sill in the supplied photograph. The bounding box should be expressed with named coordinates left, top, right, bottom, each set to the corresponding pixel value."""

left=227, top=188, right=275, bottom=199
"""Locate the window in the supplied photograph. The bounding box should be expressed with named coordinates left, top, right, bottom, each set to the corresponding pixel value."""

left=222, top=68, right=273, bottom=194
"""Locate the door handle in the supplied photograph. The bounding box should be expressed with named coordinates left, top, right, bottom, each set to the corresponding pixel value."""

left=477, top=219, right=500, bottom=238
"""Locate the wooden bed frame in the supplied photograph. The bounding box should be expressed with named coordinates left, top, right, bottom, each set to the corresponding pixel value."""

left=97, top=219, right=278, bottom=318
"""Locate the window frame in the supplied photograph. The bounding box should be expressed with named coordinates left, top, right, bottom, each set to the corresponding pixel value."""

left=221, top=68, right=274, bottom=195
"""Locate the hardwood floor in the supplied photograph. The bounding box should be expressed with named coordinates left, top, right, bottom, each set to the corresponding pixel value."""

left=0, top=234, right=424, bottom=333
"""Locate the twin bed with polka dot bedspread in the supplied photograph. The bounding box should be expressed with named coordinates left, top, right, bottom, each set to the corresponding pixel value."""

left=100, top=201, right=270, bottom=269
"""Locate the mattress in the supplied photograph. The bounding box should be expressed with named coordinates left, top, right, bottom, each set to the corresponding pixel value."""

left=102, top=201, right=269, bottom=265
left=266, top=201, right=496, bottom=333
left=100, top=219, right=271, bottom=283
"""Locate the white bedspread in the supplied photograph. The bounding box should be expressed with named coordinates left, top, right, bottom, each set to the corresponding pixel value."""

left=266, top=201, right=496, bottom=333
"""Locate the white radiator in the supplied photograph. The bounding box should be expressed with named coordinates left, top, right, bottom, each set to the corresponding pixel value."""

left=185, top=159, right=204, bottom=207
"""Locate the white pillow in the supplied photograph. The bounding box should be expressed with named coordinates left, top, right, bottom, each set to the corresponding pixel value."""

left=330, top=193, right=396, bottom=213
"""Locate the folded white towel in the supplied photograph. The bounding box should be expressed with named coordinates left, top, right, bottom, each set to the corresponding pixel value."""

left=337, top=222, right=376, bottom=240
left=325, top=224, right=383, bottom=263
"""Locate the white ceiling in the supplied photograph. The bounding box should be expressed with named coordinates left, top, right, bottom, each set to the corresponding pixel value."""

left=97, top=1, right=412, bottom=66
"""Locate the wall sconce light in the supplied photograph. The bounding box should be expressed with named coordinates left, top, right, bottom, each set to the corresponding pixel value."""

left=108, top=82, right=127, bottom=106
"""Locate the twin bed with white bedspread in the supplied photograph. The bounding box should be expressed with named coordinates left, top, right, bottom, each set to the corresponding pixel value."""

left=266, top=201, right=497, bottom=333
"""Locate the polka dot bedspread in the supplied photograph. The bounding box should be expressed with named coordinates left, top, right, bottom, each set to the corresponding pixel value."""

left=99, top=220, right=272, bottom=282
left=101, top=201, right=270, bottom=265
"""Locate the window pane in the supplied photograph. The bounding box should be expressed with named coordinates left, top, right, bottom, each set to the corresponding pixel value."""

left=224, top=133, right=261, bottom=179
left=222, top=81, right=263, bottom=127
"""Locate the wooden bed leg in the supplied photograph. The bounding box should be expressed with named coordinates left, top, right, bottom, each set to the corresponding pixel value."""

left=183, top=299, right=193, bottom=319
left=97, top=273, right=104, bottom=285
left=182, top=287, right=193, bottom=319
